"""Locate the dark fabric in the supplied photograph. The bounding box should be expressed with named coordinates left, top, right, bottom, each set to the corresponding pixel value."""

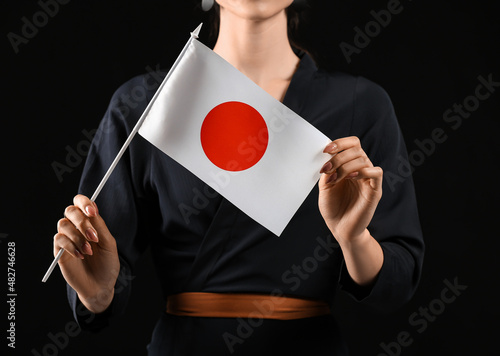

left=146, top=313, right=348, bottom=355
left=67, top=52, right=424, bottom=355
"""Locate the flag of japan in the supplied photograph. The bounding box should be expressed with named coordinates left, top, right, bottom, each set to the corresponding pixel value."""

left=139, top=39, right=331, bottom=236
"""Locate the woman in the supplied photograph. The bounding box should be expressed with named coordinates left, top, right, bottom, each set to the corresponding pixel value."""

left=54, top=1, right=424, bottom=354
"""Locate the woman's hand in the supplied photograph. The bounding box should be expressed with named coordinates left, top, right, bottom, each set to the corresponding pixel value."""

left=54, top=194, right=120, bottom=313
left=318, top=137, right=384, bottom=286
left=318, top=136, right=383, bottom=244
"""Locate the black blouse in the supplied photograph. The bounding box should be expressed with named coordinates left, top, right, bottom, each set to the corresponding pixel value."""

left=67, top=52, right=424, bottom=355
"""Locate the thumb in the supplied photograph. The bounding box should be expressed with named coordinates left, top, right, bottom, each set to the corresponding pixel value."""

left=88, top=205, right=116, bottom=251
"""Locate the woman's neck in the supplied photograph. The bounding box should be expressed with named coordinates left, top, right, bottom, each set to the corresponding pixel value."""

left=213, top=7, right=300, bottom=100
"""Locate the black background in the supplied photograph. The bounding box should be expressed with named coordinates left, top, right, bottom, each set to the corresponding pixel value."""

left=1, top=0, right=499, bottom=355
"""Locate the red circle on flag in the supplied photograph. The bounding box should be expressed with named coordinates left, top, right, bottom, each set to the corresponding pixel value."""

left=200, top=101, right=269, bottom=172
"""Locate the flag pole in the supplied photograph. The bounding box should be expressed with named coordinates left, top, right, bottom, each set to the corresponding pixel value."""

left=42, top=23, right=203, bottom=283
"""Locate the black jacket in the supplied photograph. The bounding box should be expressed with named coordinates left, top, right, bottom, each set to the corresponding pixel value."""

left=68, top=52, right=424, bottom=355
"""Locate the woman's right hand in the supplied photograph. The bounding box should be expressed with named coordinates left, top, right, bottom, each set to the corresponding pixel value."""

left=54, top=194, right=120, bottom=314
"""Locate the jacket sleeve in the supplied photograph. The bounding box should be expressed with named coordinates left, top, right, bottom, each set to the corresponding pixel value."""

left=339, top=76, right=425, bottom=312
left=66, top=75, right=157, bottom=331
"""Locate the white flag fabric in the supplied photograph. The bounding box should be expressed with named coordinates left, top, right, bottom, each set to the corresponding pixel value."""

left=139, top=39, right=331, bottom=236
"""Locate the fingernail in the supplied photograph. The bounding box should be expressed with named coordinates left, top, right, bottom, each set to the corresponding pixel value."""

left=85, top=205, right=96, bottom=217
left=324, top=142, right=338, bottom=153
left=320, top=161, right=333, bottom=174
left=346, top=172, right=359, bottom=179
left=86, top=228, right=99, bottom=242
left=92, top=201, right=99, bottom=215
left=75, top=249, right=85, bottom=259
left=326, top=172, right=338, bottom=184
left=82, top=242, right=93, bottom=255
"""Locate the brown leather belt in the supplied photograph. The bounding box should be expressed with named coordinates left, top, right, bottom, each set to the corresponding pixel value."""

left=166, top=292, right=331, bottom=320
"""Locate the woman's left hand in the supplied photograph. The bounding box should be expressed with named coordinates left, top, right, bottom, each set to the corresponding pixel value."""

left=318, top=136, right=383, bottom=244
